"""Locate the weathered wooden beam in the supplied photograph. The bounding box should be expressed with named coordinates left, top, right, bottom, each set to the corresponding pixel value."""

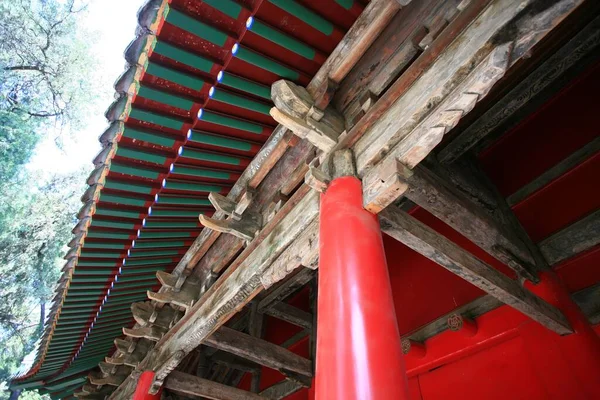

left=438, top=15, right=600, bottom=163
left=406, top=295, right=502, bottom=342
left=335, top=0, right=459, bottom=119
left=204, top=326, right=312, bottom=379
left=165, top=370, right=265, bottom=400
left=257, top=268, right=316, bottom=313
left=403, top=282, right=600, bottom=345
left=210, top=351, right=260, bottom=374
left=263, top=302, right=312, bottom=330
left=379, top=206, right=571, bottom=335
left=259, top=379, right=305, bottom=400
left=353, top=0, right=585, bottom=174
left=307, top=0, right=403, bottom=105
left=365, top=160, right=538, bottom=281
left=248, top=301, right=264, bottom=393
left=109, top=189, right=319, bottom=398
left=539, top=209, right=600, bottom=266
left=263, top=223, right=319, bottom=291
left=508, top=138, right=600, bottom=206
left=280, top=330, right=309, bottom=350
left=573, top=283, right=600, bottom=325
left=357, top=40, right=512, bottom=172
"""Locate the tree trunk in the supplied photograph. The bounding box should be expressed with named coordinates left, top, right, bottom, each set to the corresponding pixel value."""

left=39, top=302, right=45, bottom=328
left=9, top=389, right=21, bottom=400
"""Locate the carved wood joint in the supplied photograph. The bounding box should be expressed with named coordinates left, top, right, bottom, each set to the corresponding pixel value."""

left=200, top=191, right=263, bottom=242
left=270, top=80, right=345, bottom=153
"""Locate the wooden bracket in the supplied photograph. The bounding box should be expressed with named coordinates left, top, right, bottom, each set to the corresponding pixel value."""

left=89, top=365, right=130, bottom=387
left=305, top=166, right=330, bottom=193
left=200, top=191, right=263, bottom=242
left=110, top=338, right=155, bottom=367
left=363, top=158, right=412, bottom=213
left=123, top=325, right=166, bottom=341
left=271, top=80, right=345, bottom=153
left=114, top=338, right=136, bottom=354
left=264, top=191, right=289, bottom=224
left=132, top=300, right=182, bottom=328
left=147, top=272, right=202, bottom=311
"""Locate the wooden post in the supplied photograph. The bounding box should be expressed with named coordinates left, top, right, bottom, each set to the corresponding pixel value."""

left=316, top=150, right=409, bottom=400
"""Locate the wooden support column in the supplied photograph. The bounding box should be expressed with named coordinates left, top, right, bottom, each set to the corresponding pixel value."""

left=248, top=301, right=264, bottom=393
left=316, top=150, right=409, bottom=400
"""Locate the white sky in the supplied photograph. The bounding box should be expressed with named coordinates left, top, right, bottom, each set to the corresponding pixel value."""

left=27, top=0, right=145, bottom=175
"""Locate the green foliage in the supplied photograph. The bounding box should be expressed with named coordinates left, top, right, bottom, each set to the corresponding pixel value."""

left=0, top=110, right=39, bottom=183
left=0, top=169, right=87, bottom=383
left=0, top=0, right=103, bottom=130
left=0, top=0, right=102, bottom=391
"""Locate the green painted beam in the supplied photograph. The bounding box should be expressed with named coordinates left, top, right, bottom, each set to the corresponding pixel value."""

left=153, top=41, right=216, bottom=73
left=200, top=110, right=264, bottom=134
left=168, top=165, right=232, bottom=180
left=219, top=72, right=271, bottom=100
left=209, top=89, right=271, bottom=115
left=146, top=62, right=206, bottom=91
left=234, top=46, right=300, bottom=81
left=250, top=19, right=316, bottom=60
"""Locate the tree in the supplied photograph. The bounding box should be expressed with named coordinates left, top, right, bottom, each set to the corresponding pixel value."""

left=0, top=0, right=101, bottom=130
left=0, top=168, right=87, bottom=384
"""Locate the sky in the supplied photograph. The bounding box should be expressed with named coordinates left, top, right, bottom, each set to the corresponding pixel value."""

left=27, top=0, right=145, bottom=175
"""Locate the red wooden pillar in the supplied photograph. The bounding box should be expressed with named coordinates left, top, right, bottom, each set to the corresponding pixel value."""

left=133, top=371, right=162, bottom=400
left=315, top=160, right=409, bottom=400
left=525, top=270, right=600, bottom=397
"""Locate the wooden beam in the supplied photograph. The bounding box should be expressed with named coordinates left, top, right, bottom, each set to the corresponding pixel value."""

left=353, top=0, right=585, bottom=174
left=365, top=160, right=538, bottom=281
left=109, top=189, right=319, bottom=398
left=406, top=281, right=600, bottom=344
left=507, top=137, right=600, bottom=206
left=210, top=351, right=260, bottom=374
left=204, top=327, right=312, bottom=379
left=263, top=302, right=312, bottom=330
left=257, top=268, right=316, bottom=313
left=573, top=283, right=600, bottom=325
left=406, top=295, right=503, bottom=342
left=248, top=301, right=264, bottom=393
left=259, top=379, right=305, bottom=400
left=438, top=15, right=600, bottom=163
left=379, top=206, right=571, bottom=334
left=539, top=209, right=600, bottom=266
left=165, top=370, right=265, bottom=400
left=307, top=0, right=403, bottom=104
